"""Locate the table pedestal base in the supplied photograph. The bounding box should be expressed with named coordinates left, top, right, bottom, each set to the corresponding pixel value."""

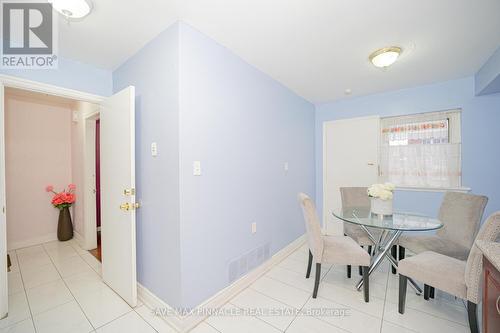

left=355, top=227, right=422, bottom=295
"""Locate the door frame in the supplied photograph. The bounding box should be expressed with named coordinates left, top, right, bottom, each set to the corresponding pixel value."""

left=83, top=110, right=100, bottom=251
left=322, top=116, right=380, bottom=235
left=0, top=75, right=105, bottom=318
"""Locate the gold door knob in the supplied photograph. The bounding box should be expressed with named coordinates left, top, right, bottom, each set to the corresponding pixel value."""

left=119, top=202, right=140, bottom=211
left=120, top=203, right=131, bottom=211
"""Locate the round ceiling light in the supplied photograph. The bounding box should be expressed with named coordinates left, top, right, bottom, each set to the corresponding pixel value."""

left=369, top=46, right=402, bottom=68
left=49, top=0, right=93, bottom=20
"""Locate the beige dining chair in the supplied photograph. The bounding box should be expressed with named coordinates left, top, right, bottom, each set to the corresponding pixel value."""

left=298, top=193, right=371, bottom=302
left=398, top=211, right=500, bottom=333
left=340, top=187, right=384, bottom=276
left=398, top=191, right=488, bottom=297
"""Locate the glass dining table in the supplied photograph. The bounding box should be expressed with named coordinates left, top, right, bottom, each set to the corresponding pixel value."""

left=333, top=207, right=443, bottom=294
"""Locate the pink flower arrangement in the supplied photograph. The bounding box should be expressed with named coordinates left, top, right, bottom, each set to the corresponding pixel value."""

left=45, top=184, right=76, bottom=210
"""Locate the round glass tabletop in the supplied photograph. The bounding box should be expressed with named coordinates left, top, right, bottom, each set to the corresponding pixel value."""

left=333, top=207, right=443, bottom=231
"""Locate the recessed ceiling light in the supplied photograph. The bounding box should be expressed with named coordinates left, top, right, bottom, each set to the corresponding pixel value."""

left=369, top=46, right=402, bottom=68
left=49, top=0, right=93, bottom=20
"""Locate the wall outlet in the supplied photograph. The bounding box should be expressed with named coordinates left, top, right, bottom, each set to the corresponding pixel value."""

left=284, top=162, right=289, bottom=172
left=251, top=222, right=257, bottom=234
left=193, top=161, right=201, bottom=176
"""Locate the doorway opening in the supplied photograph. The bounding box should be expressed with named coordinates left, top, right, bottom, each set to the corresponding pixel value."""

left=2, top=87, right=101, bottom=253
left=87, top=118, right=102, bottom=262
left=0, top=79, right=138, bottom=317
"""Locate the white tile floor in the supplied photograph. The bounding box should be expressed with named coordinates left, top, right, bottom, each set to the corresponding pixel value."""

left=1, top=241, right=472, bottom=333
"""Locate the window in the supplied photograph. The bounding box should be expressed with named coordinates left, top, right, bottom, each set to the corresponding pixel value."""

left=379, top=110, right=462, bottom=189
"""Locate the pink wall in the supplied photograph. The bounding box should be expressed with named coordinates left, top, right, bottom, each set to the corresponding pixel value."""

left=5, top=93, right=73, bottom=249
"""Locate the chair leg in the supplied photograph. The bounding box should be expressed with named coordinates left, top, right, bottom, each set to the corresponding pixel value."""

left=367, top=245, right=372, bottom=255
left=346, top=265, right=351, bottom=278
left=399, top=246, right=405, bottom=260
left=306, top=250, right=313, bottom=279
left=424, top=284, right=430, bottom=300
left=398, top=275, right=408, bottom=314
left=391, top=245, right=397, bottom=274
left=467, top=301, right=478, bottom=333
left=312, top=263, right=321, bottom=298
left=363, top=266, right=369, bottom=303
left=358, top=246, right=363, bottom=276
left=429, top=287, right=435, bottom=299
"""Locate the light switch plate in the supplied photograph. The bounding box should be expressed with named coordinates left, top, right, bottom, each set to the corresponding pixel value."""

left=193, top=161, right=201, bottom=176
left=151, top=142, right=158, bottom=157
left=251, top=222, right=257, bottom=234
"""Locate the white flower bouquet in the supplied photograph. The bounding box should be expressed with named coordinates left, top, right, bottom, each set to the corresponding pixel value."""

left=367, top=183, right=395, bottom=215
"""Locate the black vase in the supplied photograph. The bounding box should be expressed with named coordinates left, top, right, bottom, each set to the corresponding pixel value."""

left=57, top=207, right=73, bottom=241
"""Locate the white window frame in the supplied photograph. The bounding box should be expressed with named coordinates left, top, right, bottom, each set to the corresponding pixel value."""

left=379, top=109, right=469, bottom=192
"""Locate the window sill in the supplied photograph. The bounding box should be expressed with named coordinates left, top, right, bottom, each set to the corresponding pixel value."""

left=395, top=186, right=471, bottom=193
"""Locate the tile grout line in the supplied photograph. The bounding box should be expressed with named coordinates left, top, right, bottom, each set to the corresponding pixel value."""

left=91, top=308, right=135, bottom=331
left=379, top=266, right=390, bottom=333
left=262, top=270, right=387, bottom=319
left=42, top=241, right=98, bottom=332
left=198, top=249, right=312, bottom=332
left=66, top=240, right=155, bottom=332
left=132, top=307, right=164, bottom=333
left=294, top=264, right=356, bottom=333
left=68, top=240, right=159, bottom=332
left=228, top=300, right=287, bottom=332
left=204, top=321, right=223, bottom=333
left=13, top=248, right=39, bottom=333
left=7, top=249, right=37, bottom=332
left=383, top=273, right=469, bottom=330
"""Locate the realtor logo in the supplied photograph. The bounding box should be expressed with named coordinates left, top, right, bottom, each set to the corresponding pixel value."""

left=1, top=1, right=58, bottom=69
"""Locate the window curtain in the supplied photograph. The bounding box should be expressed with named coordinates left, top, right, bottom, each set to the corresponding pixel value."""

left=380, top=112, right=461, bottom=188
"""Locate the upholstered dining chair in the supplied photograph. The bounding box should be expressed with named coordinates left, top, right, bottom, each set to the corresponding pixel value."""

left=298, top=193, right=371, bottom=302
left=398, top=211, right=500, bottom=333
left=398, top=191, right=488, bottom=297
left=340, top=187, right=384, bottom=276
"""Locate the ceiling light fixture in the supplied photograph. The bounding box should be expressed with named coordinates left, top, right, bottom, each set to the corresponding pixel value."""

left=369, top=46, right=402, bottom=68
left=49, top=0, right=93, bottom=20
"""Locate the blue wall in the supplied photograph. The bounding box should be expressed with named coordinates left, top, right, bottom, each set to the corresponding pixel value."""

left=178, top=23, right=315, bottom=308
left=112, top=22, right=315, bottom=309
left=315, top=77, right=500, bottom=221
left=475, top=46, right=500, bottom=95
left=0, top=57, right=112, bottom=96
left=113, top=24, right=182, bottom=307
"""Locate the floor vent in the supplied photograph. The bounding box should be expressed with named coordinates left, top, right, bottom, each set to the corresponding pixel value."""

left=228, top=242, right=271, bottom=283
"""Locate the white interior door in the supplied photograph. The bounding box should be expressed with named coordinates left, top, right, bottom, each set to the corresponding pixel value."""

left=100, top=86, right=137, bottom=307
left=0, top=83, right=7, bottom=319
left=323, top=116, right=380, bottom=235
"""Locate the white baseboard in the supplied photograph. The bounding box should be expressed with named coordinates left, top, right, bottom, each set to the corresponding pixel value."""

left=137, top=234, right=306, bottom=332
left=7, top=233, right=58, bottom=251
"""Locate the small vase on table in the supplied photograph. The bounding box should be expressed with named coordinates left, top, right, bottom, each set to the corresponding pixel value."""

left=367, top=183, right=396, bottom=217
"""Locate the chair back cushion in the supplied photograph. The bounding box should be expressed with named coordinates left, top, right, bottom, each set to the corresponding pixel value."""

left=436, top=192, right=488, bottom=249
left=465, top=211, right=500, bottom=304
left=298, top=193, right=324, bottom=262
left=340, top=187, right=370, bottom=208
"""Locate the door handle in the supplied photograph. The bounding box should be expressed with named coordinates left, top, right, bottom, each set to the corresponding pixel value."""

left=119, top=202, right=140, bottom=211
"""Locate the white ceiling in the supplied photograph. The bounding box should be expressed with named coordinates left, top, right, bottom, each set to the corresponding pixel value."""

left=58, top=0, right=500, bottom=103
